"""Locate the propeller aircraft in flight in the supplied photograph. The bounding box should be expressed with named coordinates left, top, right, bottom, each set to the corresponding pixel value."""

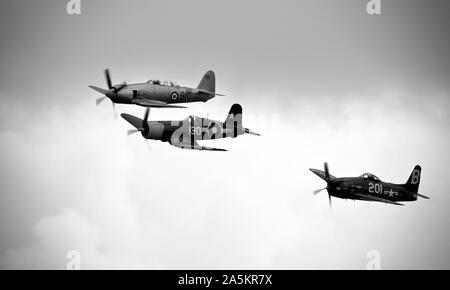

left=121, top=104, right=260, bottom=151
left=310, top=163, right=429, bottom=206
left=89, top=69, right=223, bottom=114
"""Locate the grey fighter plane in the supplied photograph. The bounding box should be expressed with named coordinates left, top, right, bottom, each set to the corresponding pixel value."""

left=121, top=104, right=260, bottom=151
left=89, top=69, right=223, bottom=112
left=310, top=163, right=429, bottom=206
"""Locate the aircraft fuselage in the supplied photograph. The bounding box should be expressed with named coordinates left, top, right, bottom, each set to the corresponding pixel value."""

left=110, top=83, right=214, bottom=106
left=328, top=177, right=417, bottom=202
left=144, top=116, right=245, bottom=144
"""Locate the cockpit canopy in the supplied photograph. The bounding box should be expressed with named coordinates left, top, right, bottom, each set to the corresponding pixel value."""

left=146, top=79, right=180, bottom=87
left=146, top=79, right=160, bottom=85
left=360, top=173, right=380, bottom=181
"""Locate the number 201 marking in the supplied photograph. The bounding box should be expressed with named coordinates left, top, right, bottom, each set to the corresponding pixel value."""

left=369, top=183, right=383, bottom=194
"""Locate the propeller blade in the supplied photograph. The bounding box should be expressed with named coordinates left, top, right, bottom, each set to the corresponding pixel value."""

left=112, top=102, right=118, bottom=119
left=114, top=82, right=127, bottom=92
left=146, top=139, right=152, bottom=152
left=104, top=69, right=112, bottom=89
left=141, top=108, right=150, bottom=135
left=324, top=162, right=330, bottom=181
left=313, top=188, right=326, bottom=195
left=127, top=129, right=140, bottom=135
left=96, top=96, right=107, bottom=106
left=143, top=107, right=150, bottom=123
left=329, top=193, right=332, bottom=209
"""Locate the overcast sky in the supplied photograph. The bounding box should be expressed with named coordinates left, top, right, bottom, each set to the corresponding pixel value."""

left=0, top=0, right=449, bottom=269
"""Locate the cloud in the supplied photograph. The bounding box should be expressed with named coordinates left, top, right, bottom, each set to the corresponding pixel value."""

left=2, top=208, right=98, bottom=269
left=0, top=87, right=449, bottom=269
left=1, top=208, right=162, bottom=269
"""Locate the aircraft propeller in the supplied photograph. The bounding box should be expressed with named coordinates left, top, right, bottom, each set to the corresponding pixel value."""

left=104, top=69, right=127, bottom=92
left=127, top=108, right=152, bottom=151
left=313, top=162, right=333, bottom=208
left=89, top=69, right=126, bottom=118
left=127, top=108, right=150, bottom=136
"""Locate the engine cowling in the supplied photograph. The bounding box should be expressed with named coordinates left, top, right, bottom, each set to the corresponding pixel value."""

left=143, top=123, right=164, bottom=140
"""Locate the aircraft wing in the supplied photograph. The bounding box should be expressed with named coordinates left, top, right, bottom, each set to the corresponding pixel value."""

left=131, top=99, right=187, bottom=108
left=171, top=140, right=227, bottom=152
left=353, top=192, right=404, bottom=206
left=309, top=168, right=336, bottom=181
left=88, top=85, right=107, bottom=94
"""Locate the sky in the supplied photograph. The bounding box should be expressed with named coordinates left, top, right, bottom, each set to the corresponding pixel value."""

left=0, top=0, right=449, bottom=269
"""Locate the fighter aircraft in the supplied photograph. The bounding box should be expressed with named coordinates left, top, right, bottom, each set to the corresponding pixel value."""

left=88, top=69, right=223, bottom=113
left=310, top=163, right=429, bottom=206
left=121, top=104, right=260, bottom=151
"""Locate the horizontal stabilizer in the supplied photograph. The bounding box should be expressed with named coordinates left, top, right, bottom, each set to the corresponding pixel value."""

left=404, top=189, right=430, bottom=199
left=197, top=89, right=225, bottom=96
left=244, top=128, right=261, bottom=136
left=415, top=193, right=430, bottom=199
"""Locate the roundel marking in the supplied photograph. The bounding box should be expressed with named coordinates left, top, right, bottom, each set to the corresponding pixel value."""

left=171, top=92, right=178, bottom=101
left=207, top=122, right=221, bottom=140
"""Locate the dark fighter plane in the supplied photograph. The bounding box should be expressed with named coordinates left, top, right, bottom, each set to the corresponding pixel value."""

left=121, top=104, right=260, bottom=151
left=310, top=163, right=429, bottom=206
left=89, top=69, right=223, bottom=112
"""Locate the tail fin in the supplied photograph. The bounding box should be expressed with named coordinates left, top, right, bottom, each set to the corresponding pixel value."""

left=225, top=104, right=242, bottom=125
left=405, top=165, right=421, bottom=193
left=197, top=70, right=215, bottom=94
left=224, top=104, right=243, bottom=138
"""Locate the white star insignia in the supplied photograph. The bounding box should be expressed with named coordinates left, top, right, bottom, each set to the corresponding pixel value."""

left=388, top=189, right=395, bottom=198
